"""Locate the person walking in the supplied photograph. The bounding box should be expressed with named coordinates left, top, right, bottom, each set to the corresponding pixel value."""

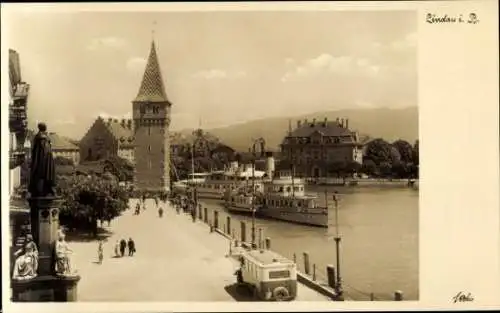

left=119, top=239, right=127, bottom=257
left=97, top=240, right=104, bottom=264
left=114, top=240, right=120, bottom=257
left=158, top=206, right=164, bottom=218
left=127, top=238, right=136, bottom=256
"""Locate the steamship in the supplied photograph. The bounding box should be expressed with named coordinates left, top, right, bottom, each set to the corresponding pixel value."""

left=184, top=162, right=267, bottom=200
left=257, top=170, right=329, bottom=228
left=223, top=183, right=263, bottom=214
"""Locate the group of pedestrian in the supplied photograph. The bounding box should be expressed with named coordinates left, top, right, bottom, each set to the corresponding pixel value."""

left=114, top=238, right=136, bottom=257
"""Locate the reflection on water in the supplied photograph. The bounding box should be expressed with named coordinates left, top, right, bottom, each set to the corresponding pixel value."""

left=201, top=185, right=418, bottom=300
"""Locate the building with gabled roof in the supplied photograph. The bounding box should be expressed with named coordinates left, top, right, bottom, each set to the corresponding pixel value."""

left=280, top=117, right=364, bottom=178
left=132, top=40, right=173, bottom=192
left=79, top=117, right=135, bottom=164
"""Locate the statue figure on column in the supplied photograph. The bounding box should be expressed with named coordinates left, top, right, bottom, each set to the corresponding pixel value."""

left=12, top=234, right=39, bottom=280
left=54, top=229, right=77, bottom=276
left=28, top=122, right=56, bottom=198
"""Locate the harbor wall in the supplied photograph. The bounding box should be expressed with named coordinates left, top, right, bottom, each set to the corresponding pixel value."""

left=307, top=177, right=419, bottom=189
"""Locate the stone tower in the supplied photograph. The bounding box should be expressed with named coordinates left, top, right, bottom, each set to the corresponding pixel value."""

left=132, top=40, right=172, bottom=192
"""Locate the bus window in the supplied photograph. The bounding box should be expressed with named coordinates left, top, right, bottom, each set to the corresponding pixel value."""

left=269, top=270, right=291, bottom=279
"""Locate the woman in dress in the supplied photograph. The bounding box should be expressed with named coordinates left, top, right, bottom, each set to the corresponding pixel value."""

left=12, top=234, right=39, bottom=280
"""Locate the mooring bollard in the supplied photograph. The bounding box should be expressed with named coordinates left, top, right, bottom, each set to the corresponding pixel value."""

left=326, top=265, right=336, bottom=289
left=303, top=252, right=310, bottom=275
left=394, top=290, right=403, bottom=301
left=227, top=216, right=231, bottom=235
left=265, top=237, right=271, bottom=250
left=312, top=264, right=316, bottom=281
left=203, top=207, right=208, bottom=223
left=213, top=210, right=219, bottom=229
left=240, top=221, right=246, bottom=243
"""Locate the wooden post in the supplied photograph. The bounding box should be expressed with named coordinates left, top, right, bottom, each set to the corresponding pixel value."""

left=265, top=237, right=271, bottom=250
left=303, top=252, right=310, bottom=275
left=370, top=293, right=374, bottom=301
left=240, top=221, right=246, bottom=243
left=213, top=210, right=219, bottom=229
left=394, top=290, right=403, bottom=301
left=293, top=253, right=297, bottom=264
left=203, top=207, right=208, bottom=223
left=226, top=216, right=231, bottom=235
left=229, top=240, right=232, bottom=255
left=312, top=264, right=316, bottom=280
left=258, top=228, right=263, bottom=248
left=326, top=265, right=336, bottom=289
left=198, top=204, right=202, bottom=220
left=232, top=228, right=235, bottom=239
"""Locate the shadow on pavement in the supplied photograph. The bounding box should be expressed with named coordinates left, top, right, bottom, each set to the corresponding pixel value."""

left=224, top=283, right=257, bottom=302
left=65, top=227, right=113, bottom=243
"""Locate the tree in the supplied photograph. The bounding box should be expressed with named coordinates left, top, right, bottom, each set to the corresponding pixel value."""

left=56, top=174, right=129, bottom=237
left=392, top=140, right=414, bottom=164
left=363, top=138, right=395, bottom=165
left=361, top=159, right=378, bottom=177
left=391, top=161, right=409, bottom=179
left=378, top=161, right=392, bottom=178
left=54, top=156, right=74, bottom=166
left=171, top=129, right=231, bottom=176
left=104, top=156, right=134, bottom=182
left=412, top=140, right=419, bottom=166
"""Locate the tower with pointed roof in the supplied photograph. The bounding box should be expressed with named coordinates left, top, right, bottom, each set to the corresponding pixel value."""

left=132, top=40, right=172, bottom=192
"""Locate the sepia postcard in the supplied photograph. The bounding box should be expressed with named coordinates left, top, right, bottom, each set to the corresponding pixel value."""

left=1, top=1, right=499, bottom=312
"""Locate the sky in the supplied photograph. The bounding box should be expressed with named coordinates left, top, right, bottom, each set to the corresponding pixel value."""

left=4, top=8, right=417, bottom=140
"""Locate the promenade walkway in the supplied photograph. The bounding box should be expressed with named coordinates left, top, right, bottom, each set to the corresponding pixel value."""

left=71, top=199, right=330, bottom=302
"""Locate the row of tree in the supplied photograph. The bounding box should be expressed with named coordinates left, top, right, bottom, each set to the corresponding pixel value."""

left=359, top=138, right=419, bottom=178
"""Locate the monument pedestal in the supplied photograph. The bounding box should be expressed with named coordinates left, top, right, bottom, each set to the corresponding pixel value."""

left=11, top=275, right=80, bottom=302
left=11, top=196, right=81, bottom=302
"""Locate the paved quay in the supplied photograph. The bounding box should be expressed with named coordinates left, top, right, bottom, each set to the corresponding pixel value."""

left=71, top=199, right=330, bottom=302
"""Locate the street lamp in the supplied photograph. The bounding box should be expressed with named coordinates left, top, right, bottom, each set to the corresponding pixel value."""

left=333, top=191, right=343, bottom=298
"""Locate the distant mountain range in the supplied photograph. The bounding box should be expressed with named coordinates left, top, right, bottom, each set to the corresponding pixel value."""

left=58, top=107, right=418, bottom=152
left=179, top=107, right=418, bottom=152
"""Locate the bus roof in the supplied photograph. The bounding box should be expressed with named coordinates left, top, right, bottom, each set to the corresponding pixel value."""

left=244, top=249, right=294, bottom=266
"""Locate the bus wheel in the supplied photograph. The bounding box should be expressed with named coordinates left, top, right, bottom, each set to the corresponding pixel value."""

left=273, top=286, right=290, bottom=301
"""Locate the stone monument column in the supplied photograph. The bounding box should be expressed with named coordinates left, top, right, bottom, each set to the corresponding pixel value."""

left=28, top=196, right=63, bottom=275
left=11, top=123, right=80, bottom=302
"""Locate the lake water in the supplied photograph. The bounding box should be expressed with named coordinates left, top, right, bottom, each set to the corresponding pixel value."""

left=199, top=185, right=419, bottom=301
